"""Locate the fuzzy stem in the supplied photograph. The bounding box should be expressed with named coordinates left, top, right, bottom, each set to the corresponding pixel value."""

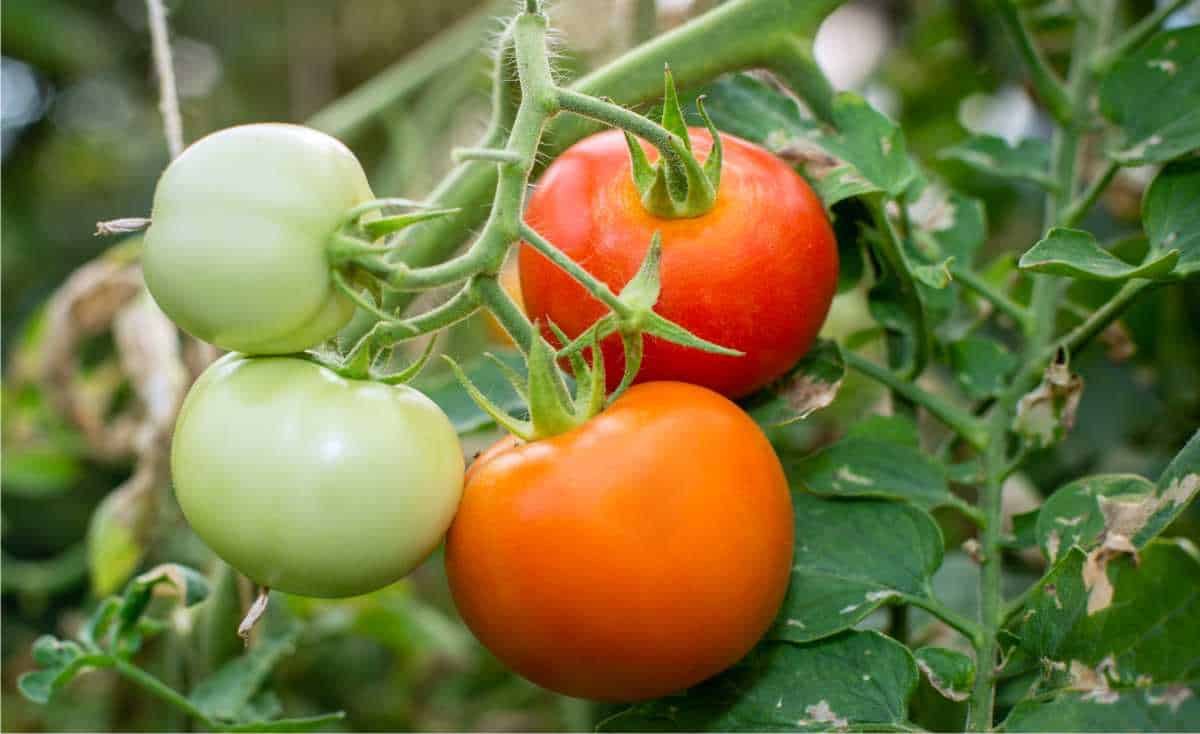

left=950, top=264, right=1034, bottom=336
left=473, top=275, right=535, bottom=352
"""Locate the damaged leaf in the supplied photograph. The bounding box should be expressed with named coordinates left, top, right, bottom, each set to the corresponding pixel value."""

left=598, top=631, right=919, bottom=732
left=915, top=646, right=975, bottom=702
left=745, top=339, right=845, bottom=426
left=1014, top=349, right=1083, bottom=450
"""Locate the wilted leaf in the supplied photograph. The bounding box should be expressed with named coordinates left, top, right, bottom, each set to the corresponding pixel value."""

left=745, top=339, right=844, bottom=426
left=1143, top=157, right=1200, bottom=278
left=906, top=184, right=986, bottom=266
left=914, top=646, right=974, bottom=702
left=597, top=631, right=918, bottom=732
left=770, top=494, right=943, bottom=643
left=1014, top=350, right=1083, bottom=450
left=1019, top=227, right=1179, bottom=281
left=1099, top=25, right=1200, bottom=165
left=939, top=134, right=1054, bottom=188
left=87, top=468, right=158, bottom=596
left=1035, top=474, right=1157, bottom=564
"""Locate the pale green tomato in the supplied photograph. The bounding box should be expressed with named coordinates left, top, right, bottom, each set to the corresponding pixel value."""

left=172, top=354, right=465, bottom=598
left=144, top=124, right=372, bottom=354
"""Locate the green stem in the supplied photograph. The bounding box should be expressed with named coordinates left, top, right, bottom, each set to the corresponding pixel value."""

left=378, top=0, right=843, bottom=318
left=1059, top=159, right=1119, bottom=228
left=520, top=223, right=630, bottom=317
left=843, top=350, right=989, bottom=451
left=556, top=88, right=689, bottom=181
left=903, top=595, right=984, bottom=648
left=111, top=657, right=216, bottom=728
left=950, top=265, right=1034, bottom=336
left=968, top=5, right=1118, bottom=729
left=867, top=194, right=930, bottom=379
left=995, top=1, right=1073, bottom=125
left=473, top=275, right=535, bottom=352
left=1092, top=0, right=1191, bottom=74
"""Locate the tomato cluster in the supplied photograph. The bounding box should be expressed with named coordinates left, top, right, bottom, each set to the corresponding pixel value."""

left=147, top=119, right=836, bottom=701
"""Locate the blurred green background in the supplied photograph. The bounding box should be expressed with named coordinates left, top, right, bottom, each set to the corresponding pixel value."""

left=3, top=0, right=1198, bottom=731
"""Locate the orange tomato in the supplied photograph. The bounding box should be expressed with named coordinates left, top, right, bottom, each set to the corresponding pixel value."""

left=445, top=381, right=794, bottom=701
left=519, top=128, right=838, bottom=398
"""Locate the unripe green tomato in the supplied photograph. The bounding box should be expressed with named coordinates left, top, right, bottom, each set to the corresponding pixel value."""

left=172, top=354, right=465, bottom=598
left=144, top=124, right=372, bottom=354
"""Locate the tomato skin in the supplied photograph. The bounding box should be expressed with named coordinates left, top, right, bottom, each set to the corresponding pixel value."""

left=519, top=128, right=838, bottom=398
left=445, top=382, right=794, bottom=701
left=172, top=354, right=465, bottom=598
left=144, top=124, right=372, bottom=355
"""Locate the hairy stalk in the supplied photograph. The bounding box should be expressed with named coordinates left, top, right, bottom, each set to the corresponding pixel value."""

left=375, top=0, right=844, bottom=320
left=967, top=4, right=1118, bottom=728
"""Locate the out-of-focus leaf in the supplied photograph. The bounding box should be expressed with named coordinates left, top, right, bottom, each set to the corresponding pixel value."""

left=597, top=631, right=918, bottom=732
left=1019, top=227, right=1179, bottom=281
left=745, top=339, right=844, bottom=426
left=16, top=637, right=92, bottom=704
left=949, top=336, right=1018, bottom=400
left=113, top=564, right=211, bottom=656
left=939, top=135, right=1054, bottom=188
left=86, top=471, right=157, bottom=597
left=914, top=646, right=974, bottom=702
left=1144, top=158, right=1200, bottom=278
left=189, top=614, right=300, bottom=723
left=907, top=185, right=986, bottom=266
left=770, top=494, right=943, bottom=643
left=1099, top=25, right=1200, bottom=165
left=223, top=712, right=348, bottom=732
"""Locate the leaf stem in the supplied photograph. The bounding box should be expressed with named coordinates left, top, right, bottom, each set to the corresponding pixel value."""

left=994, top=1, right=1073, bottom=125
left=1060, top=158, right=1120, bottom=228
left=950, top=265, right=1034, bottom=335
left=111, top=657, right=216, bottom=728
left=472, top=274, right=535, bottom=352
left=903, top=595, right=985, bottom=648
left=843, top=350, right=989, bottom=451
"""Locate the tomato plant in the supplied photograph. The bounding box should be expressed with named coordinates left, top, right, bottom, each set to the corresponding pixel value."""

left=520, top=128, right=837, bottom=398
left=143, top=124, right=372, bottom=354
left=172, top=353, right=465, bottom=598
left=446, top=381, right=793, bottom=700
left=10, top=0, right=1200, bottom=732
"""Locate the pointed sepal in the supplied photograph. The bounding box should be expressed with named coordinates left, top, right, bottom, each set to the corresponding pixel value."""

left=526, top=331, right=584, bottom=438
left=443, top=355, right=534, bottom=440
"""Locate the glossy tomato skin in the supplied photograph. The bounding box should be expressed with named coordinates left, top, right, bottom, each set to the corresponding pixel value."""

left=520, top=128, right=838, bottom=399
left=144, top=124, right=371, bottom=354
left=172, top=354, right=465, bottom=598
left=445, top=382, right=794, bottom=701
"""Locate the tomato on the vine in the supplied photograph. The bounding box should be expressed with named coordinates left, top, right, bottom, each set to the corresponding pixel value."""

left=172, top=354, right=465, bottom=598
left=445, top=381, right=794, bottom=701
left=144, top=124, right=372, bottom=355
left=519, top=128, right=838, bottom=398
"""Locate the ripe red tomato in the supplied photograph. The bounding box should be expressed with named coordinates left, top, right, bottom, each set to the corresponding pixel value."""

left=445, top=381, right=794, bottom=701
left=519, top=128, right=838, bottom=398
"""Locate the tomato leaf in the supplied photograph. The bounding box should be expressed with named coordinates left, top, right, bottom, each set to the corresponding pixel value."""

left=914, top=646, right=975, bottom=703
left=597, top=631, right=919, bottom=732
left=1019, top=227, right=1180, bottom=281
left=949, top=336, right=1018, bottom=400
left=1144, top=157, right=1200, bottom=278
left=939, top=134, right=1055, bottom=188
left=769, top=494, right=943, bottom=643
left=782, top=425, right=967, bottom=515
left=743, top=339, right=844, bottom=426
left=1004, top=683, right=1200, bottom=732
left=1099, top=25, right=1200, bottom=165
left=1002, top=539, right=1200, bottom=728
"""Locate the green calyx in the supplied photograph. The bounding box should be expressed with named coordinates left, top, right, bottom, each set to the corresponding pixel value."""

left=625, top=66, right=724, bottom=219
left=326, top=197, right=460, bottom=269
left=449, top=231, right=741, bottom=442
